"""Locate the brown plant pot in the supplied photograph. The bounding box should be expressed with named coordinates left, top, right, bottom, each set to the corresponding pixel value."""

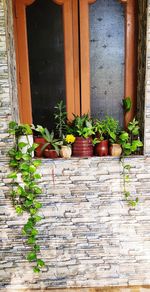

left=95, top=140, right=108, bottom=156
left=44, top=149, right=58, bottom=159
left=34, top=137, right=46, bottom=157
left=109, top=143, right=122, bottom=157
left=72, top=137, right=93, bottom=157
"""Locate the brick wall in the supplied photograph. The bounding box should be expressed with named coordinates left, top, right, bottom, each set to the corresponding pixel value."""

left=1, top=0, right=150, bottom=290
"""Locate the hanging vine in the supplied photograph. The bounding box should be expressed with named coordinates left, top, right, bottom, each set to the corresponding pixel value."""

left=8, top=122, right=45, bottom=272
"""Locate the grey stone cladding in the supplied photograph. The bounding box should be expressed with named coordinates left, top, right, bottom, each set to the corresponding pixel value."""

left=1, top=0, right=150, bottom=290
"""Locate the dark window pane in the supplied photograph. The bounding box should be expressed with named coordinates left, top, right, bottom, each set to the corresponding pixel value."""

left=89, top=0, right=125, bottom=125
left=26, top=0, right=66, bottom=130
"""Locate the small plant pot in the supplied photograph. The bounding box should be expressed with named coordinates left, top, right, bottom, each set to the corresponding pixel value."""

left=72, top=137, right=93, bottom=157
left=109, top=143, right=122, bottom=157
left=44, top=149, right=59, bottom=159
left=34, top=137, right=46, bottom=157
left=18, top=135, right=34, bottom=157
left=95, top=140, right=108, bottom=156
left=60, top=145, right=72, bottom=159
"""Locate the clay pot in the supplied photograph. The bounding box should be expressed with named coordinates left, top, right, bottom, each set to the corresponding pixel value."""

left=109, top=143, right=122, bottom=157
left=34, top=137, right=46, bottom=157
left=95, top=140, right=108, bottom=156
left=44, top=149, right=58, bottom=159
left=60, top=145, right=72, bottom=159
left=72, top=137, right=93, bottom=157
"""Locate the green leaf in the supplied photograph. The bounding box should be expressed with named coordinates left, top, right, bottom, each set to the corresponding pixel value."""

left=33, top=186, right=42, bottom=194
left=124, top=191, right=130, bottom=198
left=33, top=160, right=41, bottom=167
left=22, top=154, right=31, bottom=161
left=24, top=200, right=33, bottom=208
left=37, top=259, right=45, bottom=268
left=33, top=266, right=40, bottom=273
left=30, top=208, right=37, bottom=215
left=18, top=142, right=27, bottom=149
left=33, top=173, right=41, bottom=180
left=27, top=237, right=36, bottom=244
left=31, top=228, right=38, bottom=236
left=34, top=244, right=40, bottom=252
left=20, top=162, right=29, bottom=171
left=123, top=97, right=132, bottom=112
left=7, top=172, right=17, bottom=179
left=29, top=165, right=36, bottom=173
left=15, top=205, right=23, bottom=215
left=15, top=152, right=23, bottom=160
left=9, top=160, right=18, bottom=167
left=34, top=201, right=42, bottom=209
left=33, top=215, right=42, bottom=222
left=27, top=252, right=37, bottom=261
left=27, top=193, right=34, bottom=200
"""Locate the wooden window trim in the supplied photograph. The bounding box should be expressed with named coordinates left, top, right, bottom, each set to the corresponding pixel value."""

left=13, top=0, right=80, bottom=123
left=79, top=0, right=137, bottom=127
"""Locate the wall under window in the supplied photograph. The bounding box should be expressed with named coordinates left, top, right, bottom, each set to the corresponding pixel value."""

left=1, top=0, right=150, bottom=290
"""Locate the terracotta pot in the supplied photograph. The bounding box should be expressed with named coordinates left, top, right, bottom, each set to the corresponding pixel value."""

left=34, top=137, right=46, bottom=157
left=109, top=143, right=122, bottom=157
left=60, top=145, right=72, bottom=159
left=95, top=140, right=108, bottom=156
left=44, top=149, right=58, bottom=159
left=72, top=137, right=93, bottom=157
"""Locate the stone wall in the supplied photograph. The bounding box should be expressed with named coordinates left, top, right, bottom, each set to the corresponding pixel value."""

left=1, top=0, right=150, bottom=291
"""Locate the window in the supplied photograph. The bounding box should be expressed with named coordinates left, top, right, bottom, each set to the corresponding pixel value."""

left=13, top=0, right=137, bottom=129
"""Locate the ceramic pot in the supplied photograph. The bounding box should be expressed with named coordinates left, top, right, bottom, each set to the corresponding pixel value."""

left=60, top=145, right=72, bottom=159
left=109, top=143, right=122, bottom=157
left=72, top=137, right=93, bottom=157
left=34, top=137, right=46, bottom=157
left=95, top=140, right=108, bottom=156
left=18, top=135, right=34, bottom=157
left=44, top=149, right=58, bottom=159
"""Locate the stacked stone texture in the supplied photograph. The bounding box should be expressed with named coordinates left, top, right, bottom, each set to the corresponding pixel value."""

left=1, top=0, right=150, bottom=291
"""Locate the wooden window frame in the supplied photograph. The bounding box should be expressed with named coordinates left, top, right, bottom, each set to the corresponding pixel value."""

left=13, top=0, right=80, bottom=123
left=79, top=0, right=137, bottom=128
left=13, top=0, right=137, bottom=127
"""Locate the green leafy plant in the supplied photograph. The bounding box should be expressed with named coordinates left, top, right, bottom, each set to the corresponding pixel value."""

left=35, top=126, right=62, bottom=154
left=54, top=100, right=67, bottom=139
left=123, top=96, right=132, bottom=113
left=8, top=121, right=32, bottom=136
left=68, top=114, right=94, bottom=138
left=7, top=122, right=45, bottom=272
left=93, top=116, right=120, bottom=144
left=120, top=118, right=143, bottom=207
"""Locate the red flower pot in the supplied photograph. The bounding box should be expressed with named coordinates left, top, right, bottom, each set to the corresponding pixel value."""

left=72, top=137, right=93, bottom=157
left=34, top=137, right=46, bottom=157
left=44, top=149, right=58, bottom=159
left=95, top=140, right=108, bottom=156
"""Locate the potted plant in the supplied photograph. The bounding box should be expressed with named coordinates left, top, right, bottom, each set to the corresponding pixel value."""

left=68, top=114, right=94, bottom=157
left=35, top=126, right=62, bottom=158
left=60, top=134, right=75, bottom=159
left=32, top=125, right=47, bottom=157
left=105, top=117, right=122, bottom=156
left=93, top=118, right=109, bottom=156
left=8, top=121, right=34, bottom=156
left=54, top=100, right=67, bottom=139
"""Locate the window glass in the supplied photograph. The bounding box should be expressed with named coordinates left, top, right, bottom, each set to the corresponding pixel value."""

left=89, top=0, right=125, bottom=125
left=26, top=0, right=66, bottom=130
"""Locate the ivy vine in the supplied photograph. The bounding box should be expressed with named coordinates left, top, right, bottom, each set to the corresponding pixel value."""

left=8, top=123, right=45, bottom=272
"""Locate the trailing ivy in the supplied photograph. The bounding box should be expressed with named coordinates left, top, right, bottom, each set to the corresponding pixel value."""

left=8, top=123, right=45, bottom=272
left=119, top=119, right=143, bottom=207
